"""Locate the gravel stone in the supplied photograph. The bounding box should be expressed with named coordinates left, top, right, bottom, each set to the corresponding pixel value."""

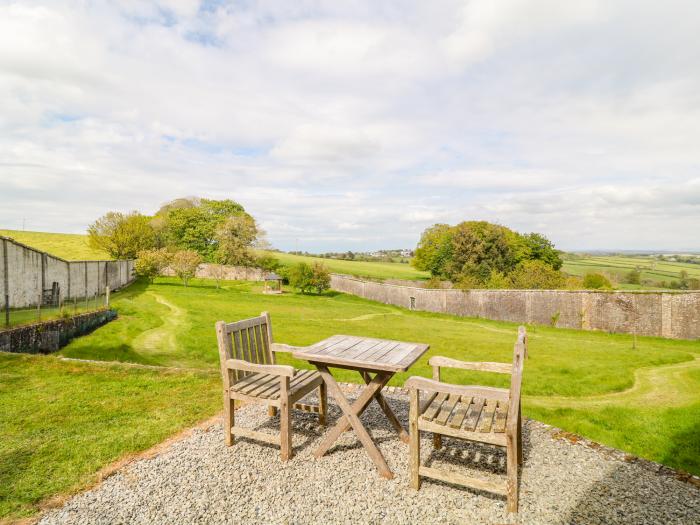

left=39, top=390, right=700, bottom=525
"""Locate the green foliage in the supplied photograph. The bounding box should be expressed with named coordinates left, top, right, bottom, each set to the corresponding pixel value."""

left=583, top=272, right=612, bottom=289
left=309, top=262, right=331, bottom=293
left=416, top=221, right=563, bottom=288
left=412, top=224, right=454, bottom=277
left=626, top=269, right=642, bottom=285
left=255, top=253, right=280, bottom=272
left=157, top=198, right=253, bottom=261
left=285, top=262, right=330, bottom=294
left=424, top=276, right=445, bottom=289
left=134, top=248, right=172, bottom=283
left=87, top=212, right=156, bottom=259
left=286, top=262, right=314, bottom=293
left=170, top=250, right=202, bottom=286
left=214, top=214, right=258, bottom=265
left=509, top=260, right=567, bottom=289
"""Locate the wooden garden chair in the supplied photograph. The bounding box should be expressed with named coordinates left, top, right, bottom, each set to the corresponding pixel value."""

left=215, top=312, right=327, bottom=460
left=405, top=326, right=527, bottom=513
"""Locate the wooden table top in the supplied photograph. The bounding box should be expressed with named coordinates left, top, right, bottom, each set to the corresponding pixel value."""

left=292, top=335, right=430, bottom=373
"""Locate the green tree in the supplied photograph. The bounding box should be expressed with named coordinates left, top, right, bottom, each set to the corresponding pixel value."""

left=583, top=272, right=612, bottom=289
left=449, top=221, right=517, bottom=283
left=310, top=262, right=331, bottom=293
left=519, top=233, right=563, bottom=270
left=286, top=262, right=314, bottom=293
left=134, top=248, right=171, bottom=283
left=214, top=214, right=258, bottom=265
left=170, top=250, right=202, bottom=286
left=626, top=269, right=641, bottom=285
left=412, top=224, right=454, bottom=277
left=158, top=198, right=251, bottom=261
left=88, top=212, right=156, bottom=259
left=508, top=260, right=566, bottom=289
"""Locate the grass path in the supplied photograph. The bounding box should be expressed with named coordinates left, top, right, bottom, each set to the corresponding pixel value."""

left=131, top=293, right=188, bottom=365
left=529, top=356, right=700, bottom=409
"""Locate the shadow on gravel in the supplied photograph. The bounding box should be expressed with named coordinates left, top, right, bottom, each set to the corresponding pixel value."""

left=565, top=464, right=700, bottom=524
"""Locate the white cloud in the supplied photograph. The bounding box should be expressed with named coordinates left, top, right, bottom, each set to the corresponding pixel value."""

left=0, top=0, right=698, bottom=251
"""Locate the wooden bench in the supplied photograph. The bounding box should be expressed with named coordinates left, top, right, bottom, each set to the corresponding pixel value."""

left=405, top=326, right=527, bottom=513
left=215, top=312, right=327, bottom=460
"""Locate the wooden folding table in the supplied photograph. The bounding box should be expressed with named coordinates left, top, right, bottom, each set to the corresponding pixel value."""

left=293, top=335, right=429, bottom=479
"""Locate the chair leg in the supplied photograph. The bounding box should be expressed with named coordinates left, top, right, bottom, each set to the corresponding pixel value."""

left=433, top=433, right=442, bottom=450
left=506, top=433, right=519, bottom=514
left=223, top=391, right=234, bottom=446
left=409, top=389, right=421, bottom=489
left=517, top=404, right=523, bottom=466
left=318, top=382, right=327, bottom=426
left=280, top=377, right=292, bottom=461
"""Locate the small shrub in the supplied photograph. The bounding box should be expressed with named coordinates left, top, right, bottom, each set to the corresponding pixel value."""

left=565, top=276, right=584, bottom=289
left=509, top=260, right=566, bottom=289
left=424, top=277, right=444, bottom=289
left=134, top=248, right=172, bottom=283
left=485, top=271, right=511, bottom=289
left=256, top=254, right=280, bottom=272
left=310, top=263, right=331, bottom=293
left=171, top=250, right=202, bottom=286
left=287, top=263, right=314, bottom=293
left=625, top=269, right=641, bottom=285
left=583, top=272, right=612, bottom=289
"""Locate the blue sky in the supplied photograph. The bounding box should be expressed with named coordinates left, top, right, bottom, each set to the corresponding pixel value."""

left=1, top=1, right=699, bottom=252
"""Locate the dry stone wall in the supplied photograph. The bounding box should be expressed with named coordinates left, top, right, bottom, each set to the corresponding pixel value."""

left=161, top=263, right=265, bottom=281
left=1, top=236, right=134, bottom=309
left=330, top=274, right=700, bottom=340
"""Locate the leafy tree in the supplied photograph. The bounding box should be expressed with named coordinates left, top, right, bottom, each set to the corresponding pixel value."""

left=583, top=272, right=612, bottom=289
left=449, top=221, right=517, bottom=282
left=170, top=250, right=202, bottom=286
left=518, top=233, right=563, bottom=270
left=255, top=254, right=280, bottom=272
left=158, top=198, right=251, bottom=261
left=214, top=214, right=258, bottom=265
left=625, top=269, right=641, bottom=285
left=286, top=262, right=314, bottom=294
left=412, top=224, right=454, bottom=277
left=508, top=260, right=566, bottom=289
left=485, top=271, right=511, bottom=289
left=310, top=262, right=331, bottom=293
left=134, top=248, right=171, bottom=283
left=88, top=212, right=156, bottom=259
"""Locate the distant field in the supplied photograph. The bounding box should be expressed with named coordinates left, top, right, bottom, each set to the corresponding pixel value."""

left=0, top=229, right=109, bottom=260
left=562, top=255, right=700, bottom=289
left=266, top=251, right=429, bottom=281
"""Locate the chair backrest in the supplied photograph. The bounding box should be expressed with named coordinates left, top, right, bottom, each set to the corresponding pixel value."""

left=508, top=326, right=527, bottom=409
left=215, top=311, right=275, bottom=385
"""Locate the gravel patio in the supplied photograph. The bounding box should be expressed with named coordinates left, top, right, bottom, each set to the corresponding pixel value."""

left=40, top=388, right=700, bottom=525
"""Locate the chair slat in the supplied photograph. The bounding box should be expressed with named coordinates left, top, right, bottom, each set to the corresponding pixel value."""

left=463, top=397, right=485, bottom=431
left=421, top=392, right=448, bottom=421
left=478, top=399, right=497, bottom=432
left=435, top=394, right=461, bottom=426
left=493, top=401, right=509, bottom=433
left=253, top=324, right=264, bottom=363
left=235, top=374, right=277, bottom=395
left=448, top=396, right=472, bottom=429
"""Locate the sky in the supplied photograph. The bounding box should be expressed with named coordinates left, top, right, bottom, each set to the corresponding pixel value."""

left=1, top=1, right=699, bottom=252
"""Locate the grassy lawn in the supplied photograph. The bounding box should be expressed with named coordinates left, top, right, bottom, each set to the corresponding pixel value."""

left=0, top=230, right=109, bottom=260
left=562, top=254, right=700, bottom=288
left=0, top=352, right=220, bottom=520
left=266, top=250, right=428, bottom=280
left=60, top=278, right=700, bottom=475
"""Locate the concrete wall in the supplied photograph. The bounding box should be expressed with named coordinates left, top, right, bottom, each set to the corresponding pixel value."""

left=1, top=236, right=134, bottom=309
left=330, top=274, right=700, bottom=340
left=161, top=263, right=265, bottom=281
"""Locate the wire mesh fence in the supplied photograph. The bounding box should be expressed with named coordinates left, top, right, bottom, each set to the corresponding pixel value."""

left=2, top=287, right=111, bottom=330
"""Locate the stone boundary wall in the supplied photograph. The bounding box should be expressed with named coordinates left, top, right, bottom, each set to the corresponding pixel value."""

left=0, top=308, right=118, bottom=353
left=1, top=236, right=135, bottom=309
left=330, top=274, right=700, bottom=340
left=161, top=263, right=265, bottom=281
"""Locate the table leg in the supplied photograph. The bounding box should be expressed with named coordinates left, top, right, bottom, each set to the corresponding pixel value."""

left=361, top=371, right=410, bottom=444
left=313, top=366, right=394, bottom=479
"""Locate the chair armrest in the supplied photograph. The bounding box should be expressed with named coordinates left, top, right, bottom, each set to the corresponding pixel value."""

left=429, top=356, right=511, bottom=374
left=271, top=343, right=306, bottom=353
left=226, top=359, right=295, bottom=378
left=404, top=376, right=509, bottom=402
